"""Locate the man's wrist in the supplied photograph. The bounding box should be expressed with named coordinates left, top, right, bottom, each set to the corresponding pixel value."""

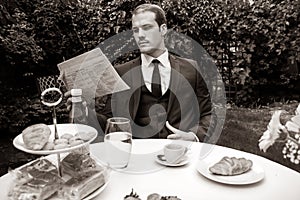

left=188, top=131, right=199, bottom=142
left=85, top=106, right=88, bottom=117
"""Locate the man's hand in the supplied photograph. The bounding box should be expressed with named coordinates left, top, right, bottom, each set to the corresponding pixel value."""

left=64, top=90, right=72, bottom=111
left=166, top=121, right=199, bottom=142
left=64, top=90, right=87, bottom=112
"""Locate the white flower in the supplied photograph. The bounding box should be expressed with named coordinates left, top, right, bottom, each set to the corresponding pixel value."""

left=295, top=104, right=300, bottom=115
left=259, top=103, right=300, bottom=164
left=258, top=110, right=286, bottom=152
left=286, top=115, right=300, bottom=132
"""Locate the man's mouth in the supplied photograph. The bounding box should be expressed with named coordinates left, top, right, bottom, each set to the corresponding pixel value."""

left=139, top=41, right=148, bottom=45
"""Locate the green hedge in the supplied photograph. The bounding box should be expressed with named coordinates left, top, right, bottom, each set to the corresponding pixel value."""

left=1, top=0, right=299, bottom=102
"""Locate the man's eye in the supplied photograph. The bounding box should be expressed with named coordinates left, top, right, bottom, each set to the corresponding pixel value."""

left=143, top=25, right=152, bottom=30
left=132, top=28, right=138, bottom=33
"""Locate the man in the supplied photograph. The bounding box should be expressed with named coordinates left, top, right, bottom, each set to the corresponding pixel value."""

left=92, top=4, right=212, bottom=142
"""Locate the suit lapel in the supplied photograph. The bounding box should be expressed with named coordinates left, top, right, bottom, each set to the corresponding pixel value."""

left=167, top=55, right=182, bottom=115
left=129, top=57, right=143, bottom=120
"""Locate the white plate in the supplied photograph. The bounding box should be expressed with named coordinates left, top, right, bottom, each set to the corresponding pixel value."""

left=196, top=158, right=265, bottom=185
left=155, top=154, right=189, bottom=167
left=13, top=124, right=97, bottom=155
left=83, top=181, right=109, bottom=200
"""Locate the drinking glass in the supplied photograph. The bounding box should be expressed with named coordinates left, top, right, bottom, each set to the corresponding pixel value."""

left=104, top=117, right=132, bottom=169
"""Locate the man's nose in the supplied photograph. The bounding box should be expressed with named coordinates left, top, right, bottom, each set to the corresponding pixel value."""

left=137, top=29, right=146, bottom=38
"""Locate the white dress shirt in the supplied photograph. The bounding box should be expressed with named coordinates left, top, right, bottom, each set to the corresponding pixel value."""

left=141, top=50, right=171, bottom=95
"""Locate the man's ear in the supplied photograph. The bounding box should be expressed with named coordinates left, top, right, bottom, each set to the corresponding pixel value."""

left=160, top=24, right=168, bottom=36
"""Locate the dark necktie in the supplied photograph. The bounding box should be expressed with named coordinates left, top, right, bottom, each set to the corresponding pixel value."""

left=151, top=59, right=162, bottom=97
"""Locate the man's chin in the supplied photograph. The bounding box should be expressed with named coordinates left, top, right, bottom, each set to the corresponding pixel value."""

left=139, top=47, right=153, bottom=55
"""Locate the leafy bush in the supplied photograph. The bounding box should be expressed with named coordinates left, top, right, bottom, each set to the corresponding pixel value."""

left=216, top=0, right=299, bottom=105
left=0, top=0, right=299, bottom=134
left=0, top=83, right=68, bottom=135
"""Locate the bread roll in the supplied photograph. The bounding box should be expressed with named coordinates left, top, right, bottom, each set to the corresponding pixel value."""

left=54, top=143, right=69, bottom=150
left=75, top=131, right=95, bottom=141
left=69, top=139, right=84, bottom=147
left=22, top=124, right=51, bottom=150
left=54, top=138, right=68, bottom=145
left=43, top=142, right=55, bottom=150
left=69, top=136, right=82, bottom=144
left=60, top=133, right=73, bottom=140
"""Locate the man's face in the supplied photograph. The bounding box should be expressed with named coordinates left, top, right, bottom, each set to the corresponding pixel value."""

left=132, top=11, right=166, bottom=57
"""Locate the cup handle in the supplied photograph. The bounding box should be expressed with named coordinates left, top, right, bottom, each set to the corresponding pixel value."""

left=184, top=147, right=188, bottom=154
left=174, top=147, right=188, bottom=163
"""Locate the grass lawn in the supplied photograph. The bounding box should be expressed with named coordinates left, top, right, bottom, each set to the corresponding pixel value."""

left=217, top=101, right=300, bottom=173
left=0, top=101, right=299, bottom=176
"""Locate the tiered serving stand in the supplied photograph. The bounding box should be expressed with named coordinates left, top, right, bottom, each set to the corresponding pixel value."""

left=13, top=88, right=97, bottom=176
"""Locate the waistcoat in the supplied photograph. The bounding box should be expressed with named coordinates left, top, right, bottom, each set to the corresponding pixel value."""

left=133, top=85, right=170, bottom=138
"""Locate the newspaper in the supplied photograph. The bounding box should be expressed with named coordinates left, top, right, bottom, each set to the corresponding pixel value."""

left=57, top=48, right=130, bottom=101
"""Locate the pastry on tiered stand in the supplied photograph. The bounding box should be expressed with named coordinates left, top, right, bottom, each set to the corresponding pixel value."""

left=11, top=122, right=107, bottom=200
left=22, top=123, right=51, bottom=150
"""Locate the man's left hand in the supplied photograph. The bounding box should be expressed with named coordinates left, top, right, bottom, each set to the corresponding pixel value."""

left=166, top=121, right=199, bottom=142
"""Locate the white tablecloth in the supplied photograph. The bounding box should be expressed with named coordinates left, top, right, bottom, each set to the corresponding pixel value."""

left=1, top=139, right=300, bottom=200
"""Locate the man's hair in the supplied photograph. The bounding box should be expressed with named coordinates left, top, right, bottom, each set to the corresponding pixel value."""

left=132, top=4, right=167, bottom=26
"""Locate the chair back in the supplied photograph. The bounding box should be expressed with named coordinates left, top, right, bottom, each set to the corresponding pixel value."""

left=36, top=75, right=65, bottom=93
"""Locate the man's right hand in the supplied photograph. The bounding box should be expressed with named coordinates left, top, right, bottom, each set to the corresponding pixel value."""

left=64, top=90, right=88, bottom=114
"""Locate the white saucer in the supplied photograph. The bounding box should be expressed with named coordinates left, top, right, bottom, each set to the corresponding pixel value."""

left=155, top=154, right=189, bottom=167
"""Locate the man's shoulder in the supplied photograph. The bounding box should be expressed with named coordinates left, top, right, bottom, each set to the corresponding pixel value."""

left=114, top=57, right=141, bottom=75
left=170, top=53, right=197, bottom=66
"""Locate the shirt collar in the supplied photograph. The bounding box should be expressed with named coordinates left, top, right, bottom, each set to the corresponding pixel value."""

left=141, top=49, right=170, bottom=68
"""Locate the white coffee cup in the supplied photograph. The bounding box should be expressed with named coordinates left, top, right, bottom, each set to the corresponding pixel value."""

left=164, top=144, right=188, bottom=164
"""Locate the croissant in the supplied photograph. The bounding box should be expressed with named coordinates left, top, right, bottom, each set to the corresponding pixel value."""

left=22, top=124, right=51, bottom=150
left=209, top=156, right=253, bottom=176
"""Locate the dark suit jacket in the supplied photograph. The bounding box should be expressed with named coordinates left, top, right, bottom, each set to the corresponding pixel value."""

left=93, top=54, right=212, bottom=141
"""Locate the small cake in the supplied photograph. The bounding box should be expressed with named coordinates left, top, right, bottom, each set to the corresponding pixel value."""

left=60, top=170, right=105, bottom=199
left=60, top=152, right=98, bottom=175
left=43, top=141, right=55, bottom=150
left=60, top=133, right=74, bottom=140
left=8, top=158, right=63, bottom=200
left=53, top=143, right=69, bottom=150
left=54, top=138, right=69, bottom=145
left=75, top=131, right=95, bottom=141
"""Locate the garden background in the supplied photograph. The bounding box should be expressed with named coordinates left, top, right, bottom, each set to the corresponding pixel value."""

left=0, top=0, right=299, bottom=175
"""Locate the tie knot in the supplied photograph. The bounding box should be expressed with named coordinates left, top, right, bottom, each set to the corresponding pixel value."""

left=152, top=59, right=160, bottom=65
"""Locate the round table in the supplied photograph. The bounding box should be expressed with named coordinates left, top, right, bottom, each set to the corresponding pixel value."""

left=1, top=139, right=300, bottom=200
left=91, top=139, right=300, bottom=199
